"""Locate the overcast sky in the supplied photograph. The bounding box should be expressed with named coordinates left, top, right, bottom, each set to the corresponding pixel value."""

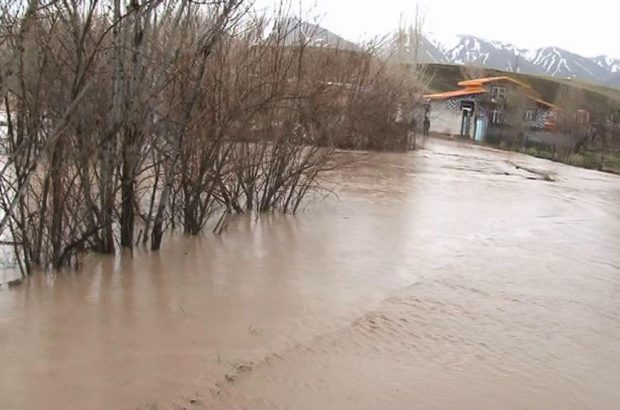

left=253, top=0, right=619, bottom=58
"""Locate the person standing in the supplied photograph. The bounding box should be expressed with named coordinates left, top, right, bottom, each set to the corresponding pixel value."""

left=423, top=116, right=431, bottom=138
left=408, top=116, right=417, bottom=150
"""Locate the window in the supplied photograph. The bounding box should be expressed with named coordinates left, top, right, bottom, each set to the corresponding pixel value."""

left=525, top=109, right=537, bottom=121
left=491, top=86, right=506, bottom=100
left=491, top=109, right=504, bottom=124
left=491, top=87, right=506, bottom=100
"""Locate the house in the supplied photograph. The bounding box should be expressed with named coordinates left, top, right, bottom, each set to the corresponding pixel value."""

left=423, top=76, right=557, bottom=143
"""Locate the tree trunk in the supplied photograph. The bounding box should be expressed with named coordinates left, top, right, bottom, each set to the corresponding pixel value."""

left=50, top=142, right=64, bottom=267
left=120, top=128, right=136, bottom=248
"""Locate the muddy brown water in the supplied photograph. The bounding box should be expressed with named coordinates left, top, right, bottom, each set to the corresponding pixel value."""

left=1, top=139, right=620, bottom=410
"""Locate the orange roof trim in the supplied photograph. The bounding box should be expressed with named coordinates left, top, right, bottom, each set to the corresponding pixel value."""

left=424, top=87, right=487, bottom=100
left=425, top=75, right=557, bottom=107
left=458, top=76, right=532, bottom=89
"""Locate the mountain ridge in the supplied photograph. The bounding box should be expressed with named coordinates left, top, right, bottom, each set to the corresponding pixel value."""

left=444, top=35, right=620, bottom=88
left=286, top=21, right=620, bottom=89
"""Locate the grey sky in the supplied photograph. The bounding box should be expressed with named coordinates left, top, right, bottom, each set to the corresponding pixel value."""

left=253, top=0, right=619, bottom=58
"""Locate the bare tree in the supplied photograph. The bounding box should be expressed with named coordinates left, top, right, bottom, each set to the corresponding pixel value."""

left=502, top=87, right=533, bottom=149
left=553, top=84, right=589, bottom=162
left=460, top=64, right=486, bottom=81
left=0, top=0, right=430, bottom=276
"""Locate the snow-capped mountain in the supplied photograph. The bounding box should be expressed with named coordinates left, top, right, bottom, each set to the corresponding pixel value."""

left=528, top=46, right=610, bottom=79
left=381, top=27, right=449, bottom=64
left=280, top=19, right=359, bottom=51
left=445, top=35, right=537, bottom=73
left=276, top=21, right=620, bottom=89
left=443, top=35, right=620, bottom=88
left=593, top=55, right=620, bottom=74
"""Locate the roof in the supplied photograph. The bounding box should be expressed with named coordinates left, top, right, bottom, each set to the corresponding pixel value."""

left=424, top=87, right=486, bottom=100
left=424, top=76, right=558, bottom=108
left=458, top=76, right=532, bottom=90
left=529, top=96, right=557, bottom=109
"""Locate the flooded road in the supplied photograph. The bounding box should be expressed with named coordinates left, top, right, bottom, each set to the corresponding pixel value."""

left=1, top=139, right=620, bottom=409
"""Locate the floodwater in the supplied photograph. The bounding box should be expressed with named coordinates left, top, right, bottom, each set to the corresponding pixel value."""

left=1, top=139, right=620, bottom=410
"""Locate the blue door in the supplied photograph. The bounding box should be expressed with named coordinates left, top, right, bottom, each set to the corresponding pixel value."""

left=475, top=116, right=488, bottom=142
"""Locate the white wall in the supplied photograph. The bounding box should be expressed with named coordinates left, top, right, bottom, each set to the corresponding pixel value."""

left=0, top=111, right=7, bottom=140
left=429, top=102, right=461, bottom=135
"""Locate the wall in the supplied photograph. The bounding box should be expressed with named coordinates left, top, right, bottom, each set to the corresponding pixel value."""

left=429, top=101, right=461, bottom=135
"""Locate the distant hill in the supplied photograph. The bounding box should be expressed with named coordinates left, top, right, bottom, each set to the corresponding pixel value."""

left=378, top=28, right=449, bottom=64
left=604, top=72, right=620, bottom=89
left=275, top=21, right=620, bottom=90
left=423, top=63, right=620, bottom=114
left=279, top=19, right=359, bottom=51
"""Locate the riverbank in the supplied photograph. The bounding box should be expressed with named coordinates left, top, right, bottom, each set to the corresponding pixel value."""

left=432, top=132, right=620, bottom=175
